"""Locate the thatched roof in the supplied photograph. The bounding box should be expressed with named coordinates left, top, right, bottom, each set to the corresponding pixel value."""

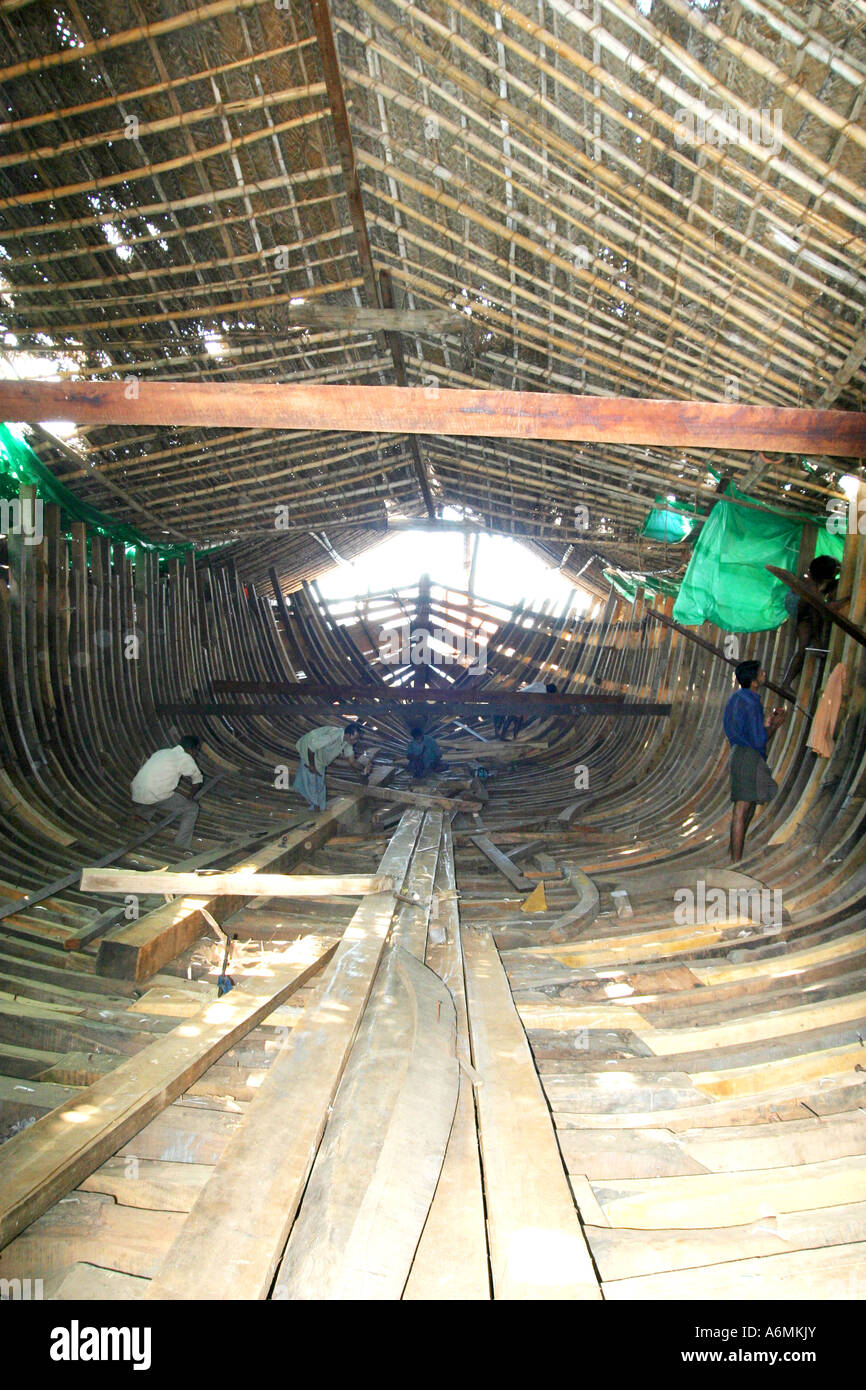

left=1, top=0, right=864, bottom=592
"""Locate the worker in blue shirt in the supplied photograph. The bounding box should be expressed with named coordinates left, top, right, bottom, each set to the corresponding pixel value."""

left=723, top=659, right=786, bottom=861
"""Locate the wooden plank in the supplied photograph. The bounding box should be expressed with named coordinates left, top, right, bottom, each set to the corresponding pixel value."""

left=461, top=928, right=600, bottom=1300
left=81, top=869, right=394, bottom=898
left=362, top=784, right=482, bottom=813
left=603, top=1241, right=866, bottom=1300
left=403, top=823, right=490, bottom=1300
left=0, top=934, right=335, bottom=1251
left=272, top=948, right=459, bottom=1299
left=96, top=795, right=357, bottom=981
left=469, top=828, right=534, bottom=891
left=2, top=380, right=864, bottom=455
left=145, top=811, right=424, bottom=1300
left=594, top=1155, right=866, bottom=1230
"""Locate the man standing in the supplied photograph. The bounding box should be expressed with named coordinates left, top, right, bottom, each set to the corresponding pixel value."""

left=131, top=735, right=204, bottom=852
left=294, top=721, right=368, bottom=811
left=723, top=661, right=786, bottom=862
left=495, top=680, right=557, bottom=740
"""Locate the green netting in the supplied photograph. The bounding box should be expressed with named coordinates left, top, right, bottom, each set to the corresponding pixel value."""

left=672, top=484, right=845, bottom=632
left=639, top=496, right=704, bottom=543
left=0, top=422, right=224, bottom=560
left=603, top=568, right=681, bottom=604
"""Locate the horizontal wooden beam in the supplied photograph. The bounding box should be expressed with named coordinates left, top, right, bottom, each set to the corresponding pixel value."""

left=282, top=306, right=462, bottom=332
left=161, top=695, right=671, bottom=718
left=81, top=869, right=394, bottom=897
left=96, top=796, right=358, bottom=982
left=1, top=381, right=864, bottom=454
left=205, top=680, right=671, bottom=715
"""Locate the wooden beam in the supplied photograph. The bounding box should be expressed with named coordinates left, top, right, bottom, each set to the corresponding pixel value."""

left=468, top=827, right=534, bottom=892
left=80, top=870, right=394, bottom=898
left=193, top=680, right=672, bottom=714
left=766, top=566, right=866, bottom=650
left=145, top=811, right=425, bottom=1300
left=96, top=796, right=358, bottom=981
left=362, top=784, right=481, bottom=813
left=281, top=306, right=462, bottom=333
left=643, top=607, right=802, bottom=707
left=1, top=381, right=863, bottom=455
left=0, top=936, right=336, bottom=1253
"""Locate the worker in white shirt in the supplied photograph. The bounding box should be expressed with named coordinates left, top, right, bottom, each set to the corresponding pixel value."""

left=293, top=722, right=369, bottom=811
left=495, top=680, right=557, bottom=740
left=131, top=736, right=204, bottom=851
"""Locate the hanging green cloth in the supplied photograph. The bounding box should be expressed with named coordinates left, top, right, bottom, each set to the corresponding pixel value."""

left=639, top=496, right=704, bottom=544
left=672, top=485, right=844, bottom=632
left=603, top=568, right=681, bottom=604
left=0, top=422, right=225, bottom=560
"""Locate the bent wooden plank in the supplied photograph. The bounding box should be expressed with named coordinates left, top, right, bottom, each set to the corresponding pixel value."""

left=81, top=869, right=394, bottom=898
left=0, top=934, right=336, bottom=1251
left=96, top=795, right=357, bottom=981
left=461, top=928, right=600, bottom=1300
left=145, top=811, right=424, bottom=1301
left=2, top=380, right=864, bottom=455
left=272, top=948, right=458, bottom=1300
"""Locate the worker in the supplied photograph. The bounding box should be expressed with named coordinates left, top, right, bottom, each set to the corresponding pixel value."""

left=781, top=555, right=846, bottom=689
left=496, top=680, right=557, bottom=740
left=723, top=660, right=786, bottom=862
left=131, top=735, right=204, bottom=852
left=293, top=721, right=368, bottom=811
left=406, top=726, right=443, bottom=780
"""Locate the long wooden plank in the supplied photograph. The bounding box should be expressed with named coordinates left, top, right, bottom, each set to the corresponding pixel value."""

left=461, top=928, right=600, bottom=1300
left=81, top=869, right=394, bottom=897
left=403, top=822, right=490, bottom=1299
left=469, top=828, right=534, bottom=891
left=2, top=380, right=864, bottom=454
left=0, top=934, right=336, bottom=1252
left=96, top=795, right=357, bottom=981
left=145, top=810, right=424, bottom=1301
left=594, top=1155, right=866, bottom=1230
left=362, top=784, right=481, bottom=813
left=271, top=948, right=459, bottom=1300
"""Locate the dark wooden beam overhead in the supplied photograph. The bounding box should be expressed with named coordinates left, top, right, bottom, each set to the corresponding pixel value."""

left=197, top=680, right=671, bottom=715
left=2, top=381, right=865, bottom=455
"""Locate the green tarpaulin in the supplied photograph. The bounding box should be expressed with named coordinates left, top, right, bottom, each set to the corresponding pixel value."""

left=672, top=485, right=844, bottom=632
left=0, top=422, right=225, bottom=561
left=603, top=568, right=681, bottom=604
left=639, top=496, right=704, bottom=544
